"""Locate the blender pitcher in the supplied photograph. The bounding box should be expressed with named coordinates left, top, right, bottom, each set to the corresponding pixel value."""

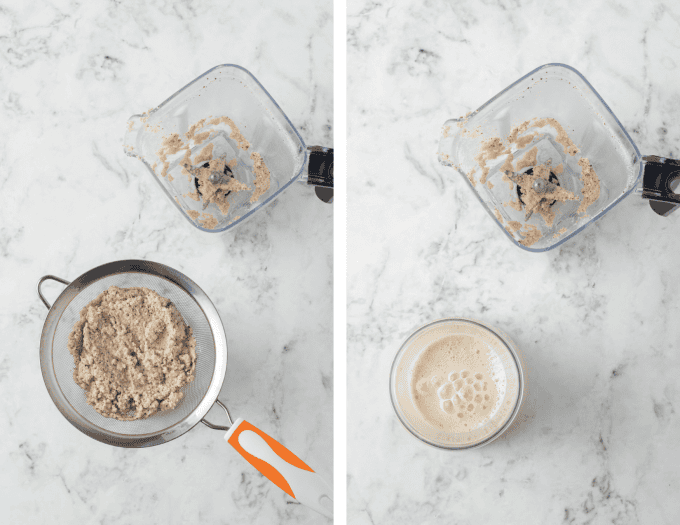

left=123, top=64, right=333, bottom=233
left=438, top=63, right=679, bottom=252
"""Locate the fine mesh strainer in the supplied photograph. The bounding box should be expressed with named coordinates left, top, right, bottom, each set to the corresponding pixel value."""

left=37, top=260, right=332, bottom=518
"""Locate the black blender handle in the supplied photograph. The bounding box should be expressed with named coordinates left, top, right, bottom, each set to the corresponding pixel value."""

left=307, top=146, right=333, bottom=203
left=641, top=155, right=680, bottom=216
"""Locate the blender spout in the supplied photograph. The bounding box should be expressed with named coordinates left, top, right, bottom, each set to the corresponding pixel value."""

left=122, top=115, right=144, bottom=157
left=641, top=156, right=680, bottom=216
left=438, top=118, right=464, bottom=167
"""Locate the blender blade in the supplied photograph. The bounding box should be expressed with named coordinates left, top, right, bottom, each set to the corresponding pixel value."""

left=503, top=170, right=560, bottom=221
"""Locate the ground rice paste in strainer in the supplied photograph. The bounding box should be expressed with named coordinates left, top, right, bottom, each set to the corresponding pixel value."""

left=67, top=286, right=197, bottom=421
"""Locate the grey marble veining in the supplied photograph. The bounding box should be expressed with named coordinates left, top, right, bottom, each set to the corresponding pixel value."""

left=348, top=0, right=680, bottom=523
left=0, top=1, right=332, bottom=524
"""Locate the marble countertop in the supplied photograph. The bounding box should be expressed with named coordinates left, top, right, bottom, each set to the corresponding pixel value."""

left=0, top=1, right=332, bottom=524
left=348, top=0, right=680, bottom=523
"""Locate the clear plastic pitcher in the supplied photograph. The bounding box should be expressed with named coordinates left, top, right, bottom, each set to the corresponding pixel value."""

left=438, top=63, right=679, bottom=252
left=124, top=64, right=333, bottom=233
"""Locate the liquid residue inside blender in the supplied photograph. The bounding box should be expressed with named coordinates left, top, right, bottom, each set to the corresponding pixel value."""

left=466, top=117, right=601, bottom=247
left=152, top=116, right=272, bottom=230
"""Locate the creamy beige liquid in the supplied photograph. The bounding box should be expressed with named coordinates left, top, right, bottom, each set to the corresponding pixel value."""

left=411, top=334, right=501, bottom=432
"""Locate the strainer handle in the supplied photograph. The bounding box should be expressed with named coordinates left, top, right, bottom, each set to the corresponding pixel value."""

left=37, top=275, right=71, bottom=309
left=224, top=418, right=333, bottom=519
left=200, top=399, right=233, bottom=431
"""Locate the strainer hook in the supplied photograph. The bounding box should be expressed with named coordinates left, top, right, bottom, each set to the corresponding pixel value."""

left=200, top=399, right=233, bottom=431
left=37, top=275, right=71, bottom=309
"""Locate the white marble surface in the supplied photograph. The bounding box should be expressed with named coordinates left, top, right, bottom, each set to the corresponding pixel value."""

left=348, top=0, right=680, bottom=523
left=0, top=1, right=332, bottom=524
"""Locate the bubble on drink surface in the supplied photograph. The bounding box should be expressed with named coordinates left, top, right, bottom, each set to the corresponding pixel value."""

left=484, top=394, right=490, bottom=401
left=463, top=386, right=474, bottom=401
left=467, top=404, right=474, bottom=412
left=437, top=382, right=453, bottom=400
left=448, top=371, right=459, bottom=382
left=457, top=412, right=464, bottom=418
left=475, top=394, right=482, bottom=403
left=452, top=395, right=464, bottom=407
left=461, top=370, right=470, bottom=379
left=453, top=378, right=464, bottom=391
left=441, top=399, right=454, bottom=414
left=475, top=373, right=483, bottom=380
left=474, top=382, right=482, bottom=391
left=483, top=382, right=488, bottom=391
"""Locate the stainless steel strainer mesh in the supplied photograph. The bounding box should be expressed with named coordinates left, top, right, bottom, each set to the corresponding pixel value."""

left=39, top=260, right=228, bottom=448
